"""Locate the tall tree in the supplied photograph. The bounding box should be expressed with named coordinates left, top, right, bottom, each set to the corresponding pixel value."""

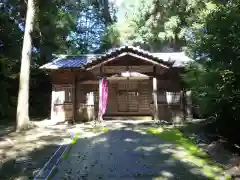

left=16, top=0, right=36, bottom=131
left=116, top=0, right=216, bottom=52
left=0, top=0, right=116, bottom=124
left=185, top=0, right=240, bottom=139
left=0, top=3, right=23, bottom=119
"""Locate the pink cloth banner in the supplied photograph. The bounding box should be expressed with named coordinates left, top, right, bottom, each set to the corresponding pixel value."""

left=99, top=78, right=108, bottom=117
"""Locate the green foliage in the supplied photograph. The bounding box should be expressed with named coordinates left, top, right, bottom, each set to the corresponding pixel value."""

left=147, top=127, right=228, bottom=179
left=117, top=0, right=215, bottom=51
left=0, top=0, right=116, bottom=122
left=97, top=24, right=121, bottom=52
left=185, top=1, right=240, bottom=139
left=114, top=0, right=240, bottom=142
left=115, top=0, right=227, bottom=52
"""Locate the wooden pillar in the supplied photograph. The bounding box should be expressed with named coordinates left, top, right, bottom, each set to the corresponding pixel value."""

left=153, top=77, right=158, bottom=120
left=180, top=90, right=185, bottom=120
left=50, top=85, right=56, bottom=121
left=186, top=90, right=193, bottom=119
left=72, top=74, right=77, bottom=124
left=98, top=65, right=103, bottom=122
left=98, top=78, right=103, bottom=121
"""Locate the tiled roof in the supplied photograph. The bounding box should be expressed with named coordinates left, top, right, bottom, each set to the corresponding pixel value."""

left=40, top=46, right=192, bottom=69
left=39, top=54, right=99, bottom=69
left=152, top=52, right=192, bottom=67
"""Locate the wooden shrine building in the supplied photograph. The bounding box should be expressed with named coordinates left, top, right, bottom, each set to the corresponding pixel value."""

left=40, top=46, right=192, bottom=123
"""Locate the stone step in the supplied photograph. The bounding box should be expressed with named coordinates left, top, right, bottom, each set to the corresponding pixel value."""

left=104, top=116, right=153, bottom=121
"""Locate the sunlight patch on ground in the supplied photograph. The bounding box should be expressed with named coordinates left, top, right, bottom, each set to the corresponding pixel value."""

left=147, top=127, right=231, bottom=179
left=134, top=146, right=157, bottom=152
left=124, top=138, right=135, bottom=142
left=131, top=128, right=148, bottom=135
left=92, top=137, right=108, bottom=144
left=136, top=146, right=156, bottom=152
left=157, top=143, right=173, bottom=149
left=85, top=127, right=109, bottom=133
left=152, top=170, right=174, bottom=180
left=161, top=170, right=174, bottom=178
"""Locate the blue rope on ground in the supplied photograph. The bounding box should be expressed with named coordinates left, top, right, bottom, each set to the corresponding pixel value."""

left=34, top=132, right=75, bottom=180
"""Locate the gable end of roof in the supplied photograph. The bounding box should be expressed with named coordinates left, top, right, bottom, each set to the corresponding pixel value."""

left=39, top=46, right=192, bottom=70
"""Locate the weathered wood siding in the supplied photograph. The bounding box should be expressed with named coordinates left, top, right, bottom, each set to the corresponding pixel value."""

left=106, top=82, right=117, bottom=113
left=51, top=84, right=74, bottom=122
left=75, top=83, right=98, bottom=122
left=157, top=78, right=184, bottom=122
left=74, top=79, right=153, bottom=120
left=106, top=80, right=152, bottom=115
left=50, top=70, right=75, bottom=122
left=49, top=67, right=186, bottom=122
left=138, top=80, right=152, bottom=114
left=51, top=70, right=75, bottom=84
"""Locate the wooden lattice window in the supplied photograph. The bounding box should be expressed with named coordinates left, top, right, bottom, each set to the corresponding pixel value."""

left=53, top=85, right=73, bottom=104
left=158, top=92, right=167, bottom=103
left=166, top=92, right=181, bottom=105
left=64, top=87, right=73, bottom=103
left=86, top=92, right=94, bottom=105
left=157, top=91, right=181, bottom=105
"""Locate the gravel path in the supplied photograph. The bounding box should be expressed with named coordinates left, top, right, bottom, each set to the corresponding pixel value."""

left=53, top=121, right=211, bottom=180
left=0, top=121, right=75, bottom=180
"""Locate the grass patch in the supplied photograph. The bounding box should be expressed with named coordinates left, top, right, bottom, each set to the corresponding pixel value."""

left=62, top=133, right=80, bottom=160
left=102, top=127, right=109, bottom=133
left=147, top=127, right=231, bottom=179
left=85, top=127, right=109, bottom=133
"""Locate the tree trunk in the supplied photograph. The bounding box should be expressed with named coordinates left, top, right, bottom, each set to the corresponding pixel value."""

left=16, top=0, right=36, bottom=132
left=103, top=0, right=112, bottom=25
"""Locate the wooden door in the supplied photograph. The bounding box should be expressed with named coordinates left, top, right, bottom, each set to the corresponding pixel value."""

left=117, top=81, right=139, bottom=112
left=117, top=91, right=128, bottom=112
left=128, top=91, right=139, bottom=112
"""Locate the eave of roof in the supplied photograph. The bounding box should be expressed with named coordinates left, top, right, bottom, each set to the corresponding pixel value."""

left=83, top=46, right=173, bottom=68
left=39, top=46, right=192, bottom=70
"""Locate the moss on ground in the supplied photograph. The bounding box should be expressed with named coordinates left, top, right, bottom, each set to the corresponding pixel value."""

left=147, top=127, right=231, bottom=180
left=62, top=133, right=80, bottom=160
left=85, top=127, right=109, bottom=133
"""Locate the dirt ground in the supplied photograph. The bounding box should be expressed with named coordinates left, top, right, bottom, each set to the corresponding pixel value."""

left=1, top=119, right=240, bottom=179
left=0, top=119, right=77, bottom=180
left=53, top=121, right=226, bottom=180
left=179, top=120, right=240, bottom=179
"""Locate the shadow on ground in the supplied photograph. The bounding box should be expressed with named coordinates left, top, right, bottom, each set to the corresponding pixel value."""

left=0, top=126, right=73, bottom=180
left=0, top=121, right=227, bottom=180
left=53, top=121, right=217, bottom=180
left=0, top=123, right=15, bottom=137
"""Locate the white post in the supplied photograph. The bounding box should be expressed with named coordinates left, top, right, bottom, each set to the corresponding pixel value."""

left=153, top=77, right=158, bottom=120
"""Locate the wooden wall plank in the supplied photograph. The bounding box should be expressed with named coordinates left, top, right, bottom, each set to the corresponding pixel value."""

left=51, top=84, right=74, bottom=122
left=130, top=66, right=153, bottom=73
left=51, top=70, right=75, bottom=84
left=102, top=65, right=153, bottom=74
left=103, top=66, right=127, bottom=73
